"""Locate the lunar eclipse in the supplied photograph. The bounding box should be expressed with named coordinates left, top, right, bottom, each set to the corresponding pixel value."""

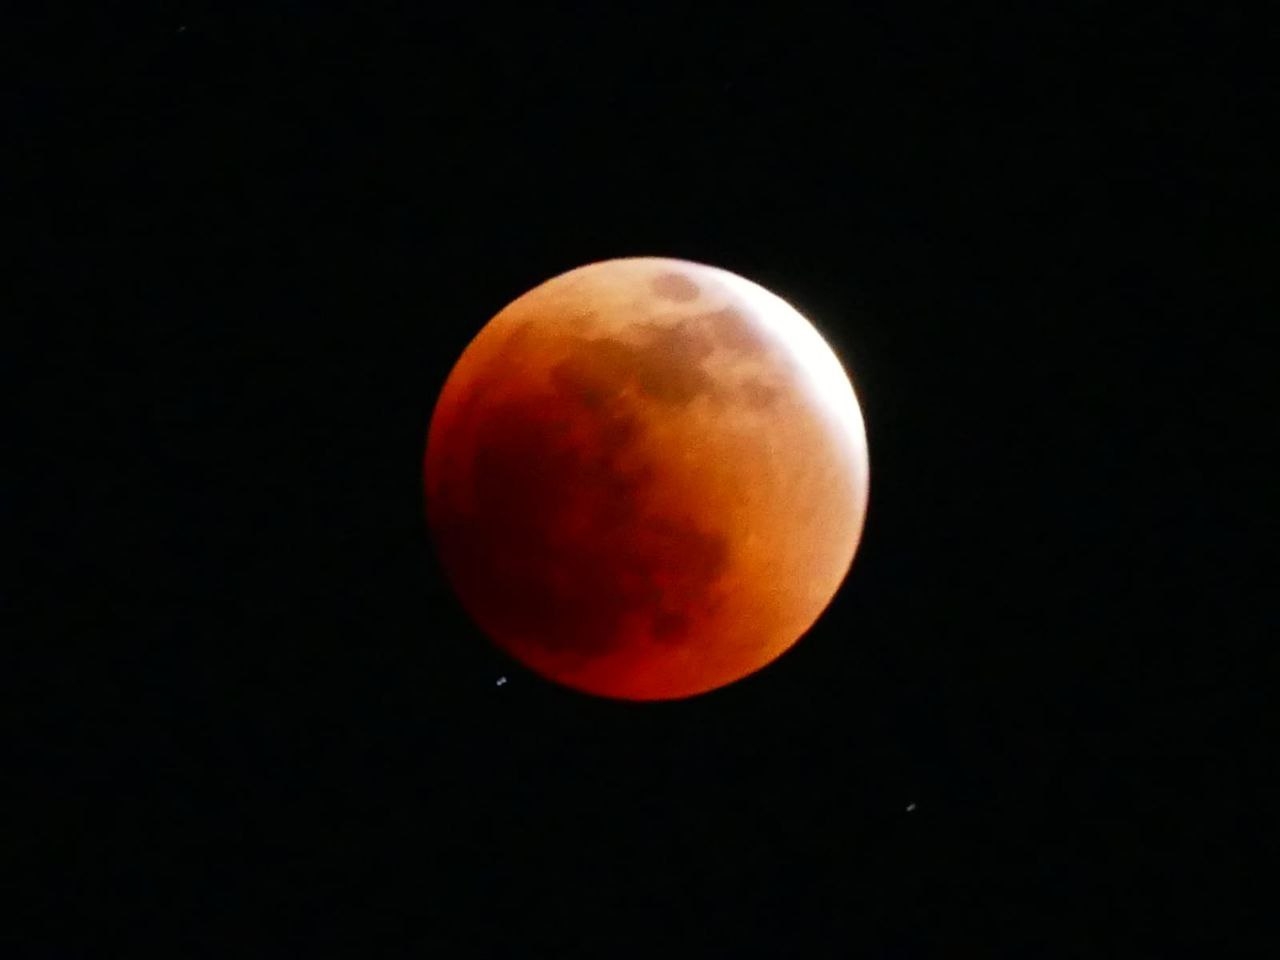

left=424, top=257, right=869, bottom=700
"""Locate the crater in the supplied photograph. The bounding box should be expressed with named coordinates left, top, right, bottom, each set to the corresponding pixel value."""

left=549, top=355, right=616, bottom=411
left=651, top=271, right=701, bottom=303
left=740, top=376, right=781, bottom=410
left=631, top=321, right=718, bottom=405
left=703, top=306, right=768, bottom=357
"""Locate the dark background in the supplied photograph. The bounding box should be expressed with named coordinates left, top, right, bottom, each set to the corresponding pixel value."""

left=12, top=5, right=1270, bottom=955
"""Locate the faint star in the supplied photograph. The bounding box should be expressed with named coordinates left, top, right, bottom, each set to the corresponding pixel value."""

left=496, top=676, right=508, bottom=686
left=906, top=802, right=917, bottom=812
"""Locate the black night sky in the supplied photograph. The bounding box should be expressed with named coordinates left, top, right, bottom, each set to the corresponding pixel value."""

left=13, top=5, right=1268, bottom=955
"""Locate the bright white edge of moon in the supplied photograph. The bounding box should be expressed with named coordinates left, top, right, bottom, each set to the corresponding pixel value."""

left=706, top=262, right=867, bottom=451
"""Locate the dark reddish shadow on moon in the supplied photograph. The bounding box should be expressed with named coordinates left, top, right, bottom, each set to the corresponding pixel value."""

left=428, top=340, right=732, bottom=666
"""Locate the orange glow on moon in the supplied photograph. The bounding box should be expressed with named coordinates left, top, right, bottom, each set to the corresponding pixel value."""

left=424, top=257, right=869, bottom=701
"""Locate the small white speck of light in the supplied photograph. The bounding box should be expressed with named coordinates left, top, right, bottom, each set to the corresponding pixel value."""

left=177, top=25, right=187, bottom=32
left=906, top=802, right=917, bottom=812
left=496, top=676, right=508, bottom=686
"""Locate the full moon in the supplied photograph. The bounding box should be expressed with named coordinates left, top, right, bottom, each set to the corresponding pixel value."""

left=424, top=257, right=869, bottom=701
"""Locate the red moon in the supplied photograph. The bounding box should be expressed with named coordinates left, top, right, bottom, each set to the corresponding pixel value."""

left=424, top=257, right=869, bottom=701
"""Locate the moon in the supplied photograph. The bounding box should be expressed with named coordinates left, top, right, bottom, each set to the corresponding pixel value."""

left=424, top=257, right=869, bottom=701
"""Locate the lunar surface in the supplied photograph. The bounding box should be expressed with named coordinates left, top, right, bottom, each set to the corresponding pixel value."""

left=424, top=257, right=869, bottom=700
